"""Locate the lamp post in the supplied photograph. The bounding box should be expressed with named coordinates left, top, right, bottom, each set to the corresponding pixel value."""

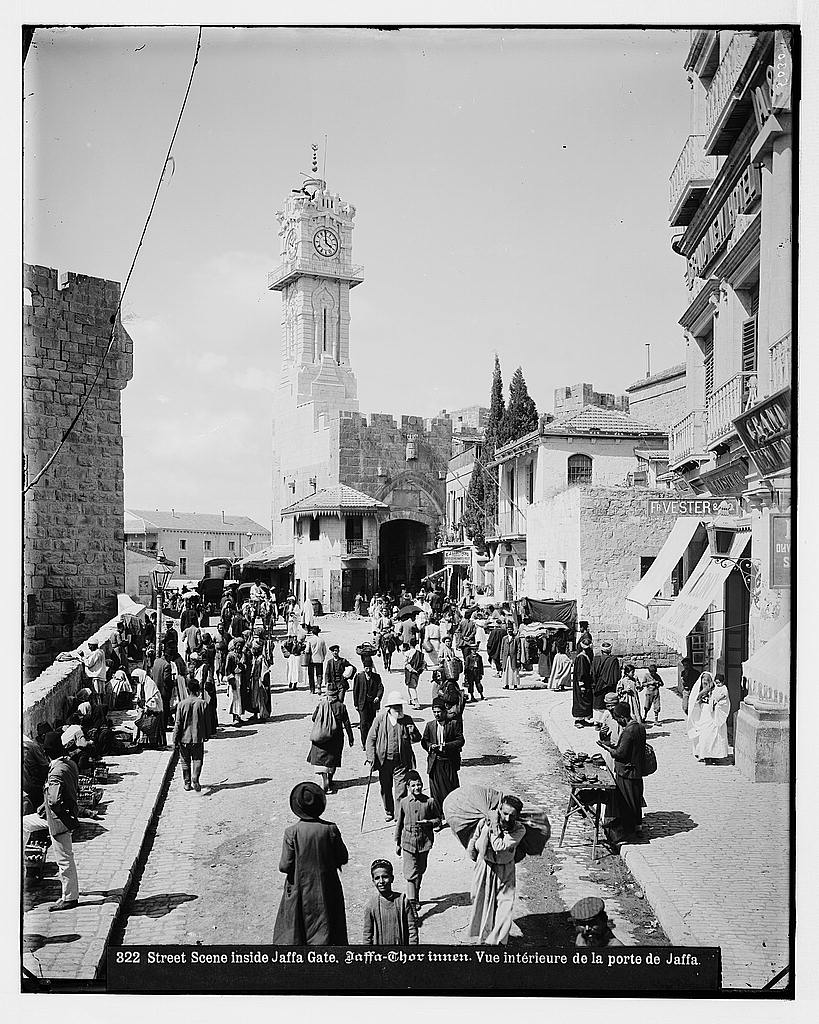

left=150, top=547, right=174, bottom=659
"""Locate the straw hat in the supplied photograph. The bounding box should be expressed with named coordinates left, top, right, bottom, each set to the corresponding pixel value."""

left=384, top=690, right=404, bottom=707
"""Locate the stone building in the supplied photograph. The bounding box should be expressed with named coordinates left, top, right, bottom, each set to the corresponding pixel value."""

left=124, top=509, right=269, bottom=582
left=625, top=363, right=688, bottom=429
left=553, top=382, right=629, bottom=418
left=632, top=29, right=792, bottom=781
left=23, top=264, right=133, bottom=682
left=489, top=406, right=675, bottom=661
left=268, top=168, right=451, bottom=605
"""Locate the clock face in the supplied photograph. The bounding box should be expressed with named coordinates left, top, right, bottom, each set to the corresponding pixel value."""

left=285, top=229, right=297, bottom=259
left=313, top=227, right=339, bottom=258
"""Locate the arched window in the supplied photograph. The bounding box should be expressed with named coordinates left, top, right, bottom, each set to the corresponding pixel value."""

left=567, top=453, right=593, bottom=486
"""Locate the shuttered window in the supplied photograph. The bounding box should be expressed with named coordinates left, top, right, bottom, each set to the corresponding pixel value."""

left=703, top=336, right=714, bottom=400
left=741, top=317, right=758, bottom=372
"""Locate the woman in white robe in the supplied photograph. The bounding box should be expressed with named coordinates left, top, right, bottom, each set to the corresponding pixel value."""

left=686, top=671, right=715, bottom=760
left=694, top=677, right=730, bottom=761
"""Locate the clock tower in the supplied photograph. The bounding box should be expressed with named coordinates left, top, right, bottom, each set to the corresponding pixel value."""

left=268, top=169, right=362, bottom=415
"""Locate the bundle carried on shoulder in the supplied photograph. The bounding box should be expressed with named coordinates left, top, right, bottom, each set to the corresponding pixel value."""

left=310, top=699, right=336, bottom=744
left=443, top=783, right=551, bottom=862
left=356, top=642, right=379, bottom=658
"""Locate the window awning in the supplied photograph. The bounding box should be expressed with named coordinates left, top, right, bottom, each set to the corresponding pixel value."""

left=655, top=532, right=750, bottom=653
left=742, top=622, right=791, bottom=705
left=626, top=517, right=701, bottom=620
left=422, top=567, right=449, bottom=583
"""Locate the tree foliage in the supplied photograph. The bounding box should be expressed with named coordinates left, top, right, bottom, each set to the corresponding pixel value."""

left=459, top=355, right=504, bottom=548
left=500, top=366, right=539, bottom=445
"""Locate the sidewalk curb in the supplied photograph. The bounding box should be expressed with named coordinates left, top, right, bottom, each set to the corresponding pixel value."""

left=537, top=700, right=704, bottom=948
left=94, top=745, right=179, bottom=980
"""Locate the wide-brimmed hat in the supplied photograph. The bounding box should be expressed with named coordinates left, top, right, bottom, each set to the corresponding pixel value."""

left=604, top=692, right=619, bottom=706
left=384, top=690, right=404, bottom=707
left=570, top=896, right=605, bottom=922
left=601, top=641, right=612, bottom=651
left=289, top=781, right=326, bottom=821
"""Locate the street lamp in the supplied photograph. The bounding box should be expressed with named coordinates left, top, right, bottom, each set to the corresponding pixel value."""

left=706, top=524, right=760, bottom=601
left=150, top=547, right=174, bottom=658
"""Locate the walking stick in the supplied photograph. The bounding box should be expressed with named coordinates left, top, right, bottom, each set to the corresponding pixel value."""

left=361, top=763, right=374, bottom=832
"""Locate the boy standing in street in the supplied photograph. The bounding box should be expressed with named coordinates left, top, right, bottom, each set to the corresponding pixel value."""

left=395, top=770, right=440, bottom=911
left=638, top=663, right=664, bottom=725
left=464, top=647, right=485, bottom=701
left=172, top=677, right=210, bottom=792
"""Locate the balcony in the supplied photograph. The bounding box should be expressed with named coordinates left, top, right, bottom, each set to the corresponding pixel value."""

left=669, top=409, right=709, bottom=469
left=669, top=135, right=720, bottom=226
left=703, top=32, right=758, bottom=155
left=706, top=372, right=755, bottom=446
left=770, top=331, right=791, bottom=392
left=268, top=257, right=364, bottom=291
left=342, top=538, right=371, bottom=559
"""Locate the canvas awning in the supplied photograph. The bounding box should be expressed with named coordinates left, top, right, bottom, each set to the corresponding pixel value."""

left=626, top=517, right=701, bottom=620
left=742, top=622, right=790, bottom=703
left=655, top=532, right=750, bottom=653
left=117, top=594, right=148, bottom=618
left=516, top=598, right=577, bottom=631
left=422, top=567, right=449, bottom=583
left=236, top=546, right=294, bottom=570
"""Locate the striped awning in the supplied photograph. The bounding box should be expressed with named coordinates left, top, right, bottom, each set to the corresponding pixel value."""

left=626, top=517, right=701, bottom=620
left=743, top=622, right=790, bottom=705
left=655, top=532, right=750, bottom=653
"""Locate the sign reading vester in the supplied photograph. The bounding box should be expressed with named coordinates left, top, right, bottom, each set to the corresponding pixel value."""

left=647, top=497, right=741, bottom=517
left=770, top=513, right=791, bottom=589
left=444, top=548, right=472, bottom=566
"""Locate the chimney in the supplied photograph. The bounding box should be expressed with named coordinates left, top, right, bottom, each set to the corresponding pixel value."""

left=645, top=343, right=651, bottom=378
left=171, top=508, right=175, bottom=517
left=222, top=510, right=226, bottom=523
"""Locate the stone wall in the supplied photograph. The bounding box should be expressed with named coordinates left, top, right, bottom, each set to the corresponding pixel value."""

left=337, top=411, right=452, bottom=527
left=626, top=367, right=687, bottom=430
left=23, top=265, right=133, bottom=682
left=23, top=612, right=123, bottom=737
left=578, top=487, right=681, bottom=664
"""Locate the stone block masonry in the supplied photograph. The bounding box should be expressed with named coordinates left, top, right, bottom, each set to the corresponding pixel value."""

left=23, top=265, right=133, bottom=682
left=579, top=487, right=680, bottom=664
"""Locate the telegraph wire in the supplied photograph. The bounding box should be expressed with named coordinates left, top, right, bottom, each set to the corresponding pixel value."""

left=23, top=27, right=204, bottom=495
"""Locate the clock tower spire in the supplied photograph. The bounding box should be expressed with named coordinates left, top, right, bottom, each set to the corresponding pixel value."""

left=269, top=148, right=362, bottom=414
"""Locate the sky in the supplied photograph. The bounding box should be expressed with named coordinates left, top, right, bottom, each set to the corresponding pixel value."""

left=24, top=26, right=692, bottom=529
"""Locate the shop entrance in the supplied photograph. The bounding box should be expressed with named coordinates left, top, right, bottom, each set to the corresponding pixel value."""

left=379, top=519, right=430, bottom=596
left=722, top=566, right=750, bottom=743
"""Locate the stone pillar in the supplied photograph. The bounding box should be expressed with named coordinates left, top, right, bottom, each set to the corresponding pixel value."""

left=734, top=697, right=789, bottom=783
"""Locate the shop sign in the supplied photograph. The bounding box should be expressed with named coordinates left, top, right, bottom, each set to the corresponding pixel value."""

left=698, top=459, right=749, bottom=496
left=687, top=163, right=761, bottom=282
left=770, top=513, right=791, bottom=589
left=733, top=387, right=791, bottom=478
left=647, top=497, right=741, bottom=517
left=444, top=548, right=471, bottom=566
left=752, top=30, right=792, bottom=132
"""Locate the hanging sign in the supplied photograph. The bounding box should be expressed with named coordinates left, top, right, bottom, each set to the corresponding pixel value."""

left=770, top=514, right=791, bottom=589
left=444, top=548, right=472, bottom=566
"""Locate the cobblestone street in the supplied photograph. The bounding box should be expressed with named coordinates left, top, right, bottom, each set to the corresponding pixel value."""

left=116, top=616, right=663, bottom=955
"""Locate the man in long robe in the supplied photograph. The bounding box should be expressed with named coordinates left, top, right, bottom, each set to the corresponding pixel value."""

left=421, top=699, right=464, bottom=818
left=365, top=693, right=422, bottom=822
left=486, top=621, right=506, bottom=676
left=591, top=641, right=621, bottom=727
left=597, top=702, right=646, bottom=846
left=353, top=658, right=384, bottom=748
left=249, top=640, right=272, bottom=721
left=571, top=638, right=594, bottom=726
left=467, top=795, right=526, bottom=945
left=273, top=783, right=349, bottom=945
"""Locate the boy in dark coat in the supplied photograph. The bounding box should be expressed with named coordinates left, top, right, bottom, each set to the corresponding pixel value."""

left=395, top=770, right=440, bottom=909
left=171, top=678, right=210, bottom=791
left=464, top=649, right=485, bottom=701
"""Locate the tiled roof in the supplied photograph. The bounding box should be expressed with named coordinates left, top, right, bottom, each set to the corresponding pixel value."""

left=281, top=484, right=390, bottom=517
left=544, top=406, right=666, bottom=437
left=626, top=363, right=686, bottom=392
left=125, top=509, right=269, bottom=534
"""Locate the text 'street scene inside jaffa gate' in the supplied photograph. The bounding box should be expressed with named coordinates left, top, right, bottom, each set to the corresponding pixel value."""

left=21, top=24, right=794, bottom=999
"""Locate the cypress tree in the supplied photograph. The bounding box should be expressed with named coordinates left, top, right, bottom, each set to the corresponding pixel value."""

left=501, top=366, right=539, bottom=444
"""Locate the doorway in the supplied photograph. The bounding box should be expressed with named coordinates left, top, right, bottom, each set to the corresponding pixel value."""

left=378, top=519, right=429, bottom=596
